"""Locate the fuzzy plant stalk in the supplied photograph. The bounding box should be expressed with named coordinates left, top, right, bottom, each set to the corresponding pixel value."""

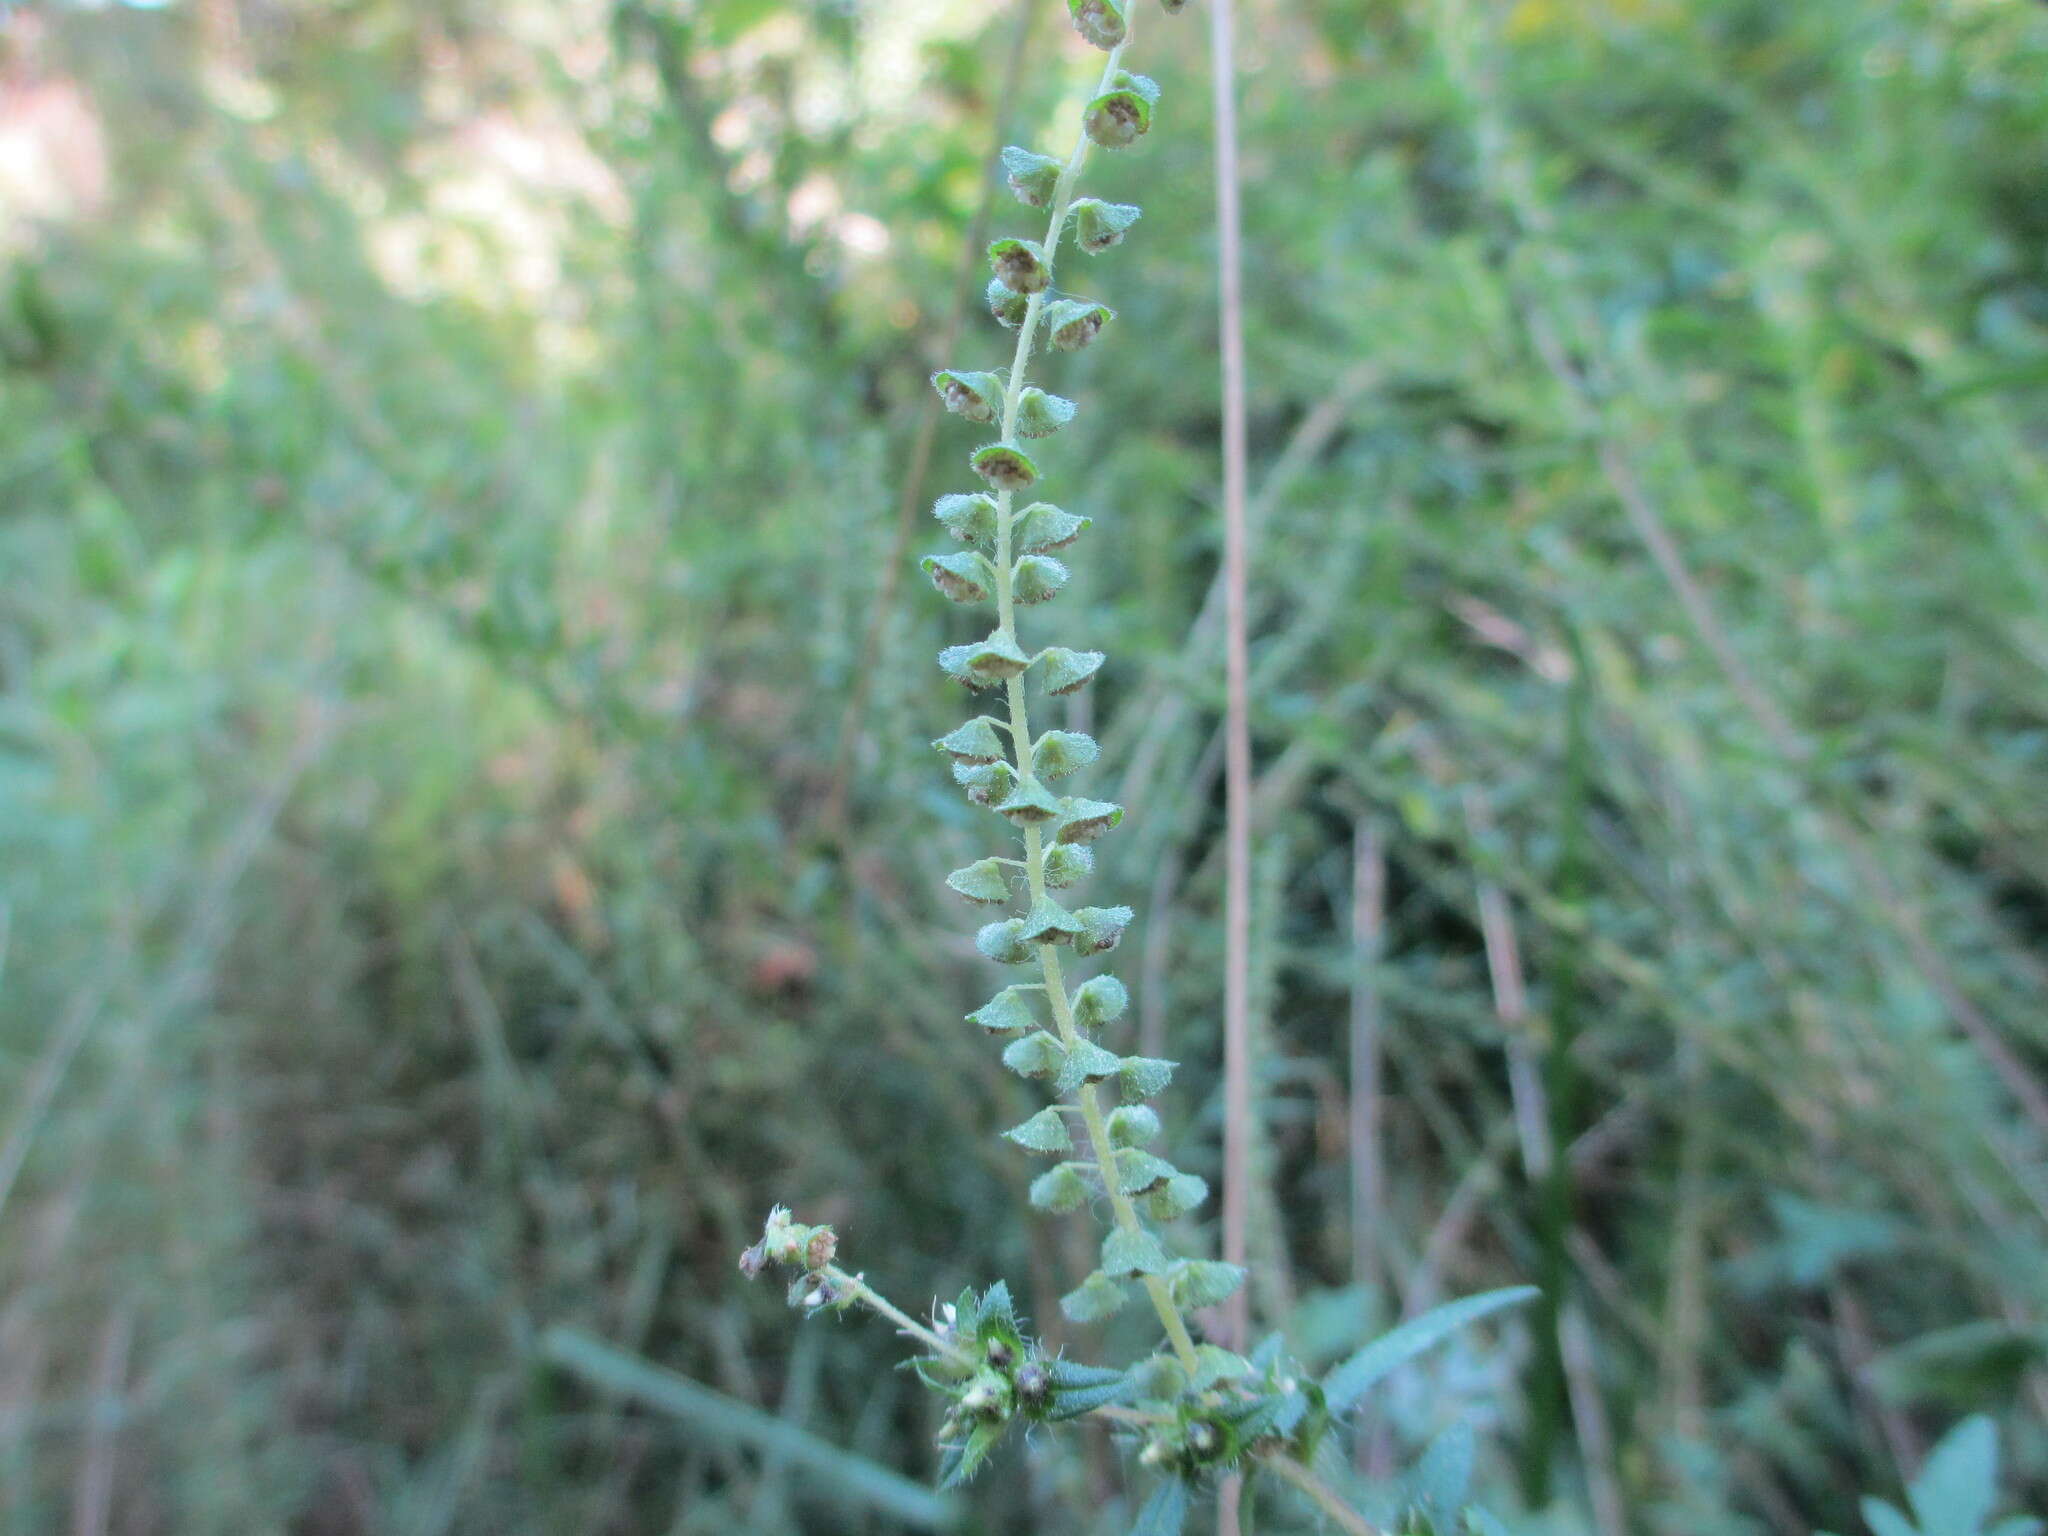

left=741, top=3, right=1536, bottom=1528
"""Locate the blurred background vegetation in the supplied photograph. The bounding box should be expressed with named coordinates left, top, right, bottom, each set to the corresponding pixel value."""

left=3, top=0, right=2047, bottom=1530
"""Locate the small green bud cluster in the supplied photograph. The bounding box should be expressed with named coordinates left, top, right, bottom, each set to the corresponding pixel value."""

left=737, top=1206, right=851, bottom=1313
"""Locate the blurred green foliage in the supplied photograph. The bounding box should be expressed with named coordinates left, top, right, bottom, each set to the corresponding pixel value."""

left=2, top=0, right=2046, bottom=1531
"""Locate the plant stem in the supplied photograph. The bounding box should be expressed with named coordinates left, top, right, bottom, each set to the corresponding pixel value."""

left=984, top=13, right=1201, bottom=1379
left=1256, top=1453, right=1385, bottom=1536
left=824, top=1266, right=970, bottom=1366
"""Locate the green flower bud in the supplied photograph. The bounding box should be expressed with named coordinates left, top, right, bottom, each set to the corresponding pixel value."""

left=977, top=918, right=1034, bottom=965
left=1013, top=388, right=1076, bottom=439
left=1018, top=893, right=1086, bottom=944
left=1036, top=646, right=1105, bottom=695
left=1011, top=555, right=1070, bottom=604
left=995, top=776, right=1065, bottom=825
left=1073, top=905, right=1134, bottom=957
left=1042, top=842, right=1095, bottom=887
left=968, top=987, right=1038, bottom=1036
left=1044, top=298, right=1115, bottom=352
left=1167, top=1259, right=1247, bottom=1310
left=1145, top=1172, right=1209, bottom=1220
left=1070, top=199, right=1142, bottom=255
left=1032, top=1163, right=1093, bottom=1214
left=1118, top=1055, right=1177, bottom=1103
left=1001, top=1029, right=1067, bottom=1077
left=1101, top=1225, right=1171, bottom=1278
left=1003, top=1106, right=1074, bottom=1154
left=1001, top=145, right=1064, bottom=207
left=988, top=237, right=1052, bottom=295
left=1032, top=729, right=1098, bottom=778
left=1070, top=973, right=1128, bottom=1027
left=1054, top=1036, right=1123, bottom=1093
left=1107, top=1103, right=1160, bottom=1146
left=971, top=442, right=1040, bottom=492
left=933, top=491, right=1000, bottom=546
left=1067, top=0, right=1128, bottom=51
left=986, top=277, right=1030, bottom=330
left=947, top=857, right=1015, bottom=904
left=1054, top=796, right=1124, bottom=844
left=1084, top=72, right=1158, bottom=150
left=1113, top=1148, right=1177, bottom=1194
left=1014, top=1361, right=1052, bottom=1408
left=931, top=369, right=1004, bottom=423
left=932, top=716, right=1006, bottom=763
left=1015, top=503, right=1091, bottom=554
left=923, top=550, right=995, bottom=603
left=1061, top=1271, right=1130, bottom=1322
left=953, top=758, right=1016, bottom=807
left=942, top=629, right=1029, bottom=685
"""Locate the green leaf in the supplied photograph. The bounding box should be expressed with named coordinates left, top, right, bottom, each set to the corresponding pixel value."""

left=1107, top=1104, right=1160, bottom=1146
left=932, top=492, right=999, bottom=546
left=946, top=858, right=1013, bottom=904
left=1190, top=1345, right=1252, bottom=1392
left=968, top=987, right=1037, bottom=1037
left=1060, top=1270, right=1129, bottom=1323
left=1408, top=1422, right=1475, bottom=1521
left=1130, top=1478, right=1190, bottom=1536
left=922, top=551, right=993, bottom=603
left=995, top=776, right=1064, bottom=824
left=1045, top=1359, right=1127, bottom=1389
left=976, top=918, right=1032, bottom=965
left=1910, top=1415, right=1998, bottom=1536
left=970, top=442, right=1039, bottom=492
left=940, top=1418, right=1007, bottom=1488
left=1029, top=1162, right=1092, bottom=1213
left=1003, top=1106, right=1073, bottom=1154
left=1118, top=1056, right=1176, bottom=1103
left=932, top=717, right=1005, bottom=763
left=1001, top=145, right=1062, bottom=207
left=1144, top=1173, right=1208, bottom=1220
left=1018, top=893, right=1085, bottom=944
left=1073, top=905, right=1134, bottom=957
left=1054, top=796, right=1122, bottom=843
left=988, top=237, right=1051, bottom=295
left=977, top=1280, right=1018, bottom=1332
left=1322, top=1286, right=1541, bottom=1414
left=1071, top=974, right=1129, bottom=1028
left=1012, top=555, right=1070, bottom=604
left=1037, top=647, right=1106, bottom=696
left=1001, top=1030, right=1066, bottom=1078
left=1043, top=1373, right=1135, bottom=1421
left=1167, top=1259, right=1245, bottom=1309
left=1015, top=502, right=1091, bottom=553
left=1014, top=389, right=1076, bottom=440
left=1043, top=842, right=1094, bottom=888
left=1055, top=1036, right=1123, bottom=1094
left=1114, top=1148, right=1178, bottom=1194
left=1071, top=199, right=1142, bottom=254
left=1861, top=1500, right=1923, bottom=1536
left=1101, top=1225, right=1171, bottom=1278
left=930, top=369, right=1002, bottom=424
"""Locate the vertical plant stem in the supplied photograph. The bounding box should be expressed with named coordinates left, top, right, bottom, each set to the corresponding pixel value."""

left=1348, top=820, right=1387, bottom=1296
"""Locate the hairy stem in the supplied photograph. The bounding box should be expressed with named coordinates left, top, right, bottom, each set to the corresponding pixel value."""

left=985, top=12, right=1201, bottom=1377
left=824, top=1266, right=970, bottom=1366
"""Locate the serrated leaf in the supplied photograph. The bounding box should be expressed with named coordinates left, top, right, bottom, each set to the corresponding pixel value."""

left=1033, top=727, right=1099, bottom=779
left=1119, top=1056, right=1176, bottom=1103
left=1001, top=1030, right=1066, bottom=1078
left=1037, top=647, right=1106, bottom=695
left=979, top=1280, right=1018, bottom=1332
left=1055, top=1036, right=1123, bottom=1094
left=1004, top=1106, right=1074, bottom=1154
left=1168, top=1259, right=1246, bottom=1309
left=1115, top=1148, right=1178, bottom=1194
left=1130, top=1478, right=1190, bottom=1536
left=1910, top=1415, right=1999, bottom=1536
left=968, top=987, right=1038, bottom=1036
left=1072, top=974, right=1129, bottom=1028
left=988, top=237, right=1051, bottom=294
left=1061, top=1271, right=1129, bottom=1323
left=1322, top=1287, right=1541, bottom=1414
left=940, top=1419, right=1007, bottom=1488
left=1102, top=1226, right=1171, bottom=1278
left=1029, top=1162, right=1092, bottom=1213
left=953, top=758, right=1015, bottom=807
left=947, top=858, right=1014, bottom=904
left=964, top=630, right=1031, bottom=681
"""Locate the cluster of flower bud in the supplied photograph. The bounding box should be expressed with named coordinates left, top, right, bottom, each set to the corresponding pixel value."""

left=736, top=1207, right=850, bottom=1313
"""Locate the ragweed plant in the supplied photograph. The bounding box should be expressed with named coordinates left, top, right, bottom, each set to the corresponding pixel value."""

left=742, top=4, right=1535, bottom=1530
